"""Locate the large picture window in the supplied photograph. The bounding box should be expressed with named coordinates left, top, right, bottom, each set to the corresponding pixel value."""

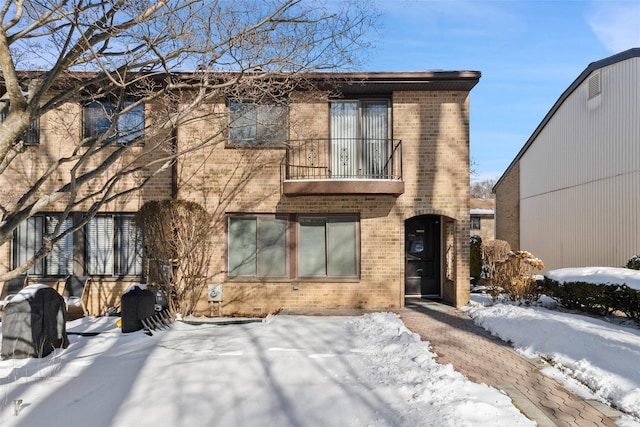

left=228, top=215, right=287, bottom=277
left=13, top=213, right=142, bottom=278
left=13, top=215, right=73, bottom=276
left=83, top=100, right=145, bottom=145
left=229, top=101, right=288, bottom=146
left=298, top=216, right=358, bottom=277
left=227, top=214, right=359, bottom=280
left=87, top=215, right=142, bottom=276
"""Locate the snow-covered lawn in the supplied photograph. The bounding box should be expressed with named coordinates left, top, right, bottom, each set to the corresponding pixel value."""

left=1, top=265, right=639, bottom=426
left=1, top=312, right=534, bottom=427
left=465, top=295, right=640, bottom=425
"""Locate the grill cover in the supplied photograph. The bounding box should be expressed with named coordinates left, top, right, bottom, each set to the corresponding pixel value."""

left=1, top=285, right=69, bottom=359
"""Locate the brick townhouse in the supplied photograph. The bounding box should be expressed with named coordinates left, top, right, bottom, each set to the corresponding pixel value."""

left=1, top=71, right=480, bottom=315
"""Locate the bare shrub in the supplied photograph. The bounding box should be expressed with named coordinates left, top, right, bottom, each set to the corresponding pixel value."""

left=481, top=239, right=511, bottom=300
left=494, top=251, right=545, bottom=304
left=135, top=200, right=214, bottom=317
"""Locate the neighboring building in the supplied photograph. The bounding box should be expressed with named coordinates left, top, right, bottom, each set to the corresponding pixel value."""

left=470, top=198, right=494, bottom=243
left=2, top=70, right=481, bottom=314
left=494, top=48, right=640, bottom=272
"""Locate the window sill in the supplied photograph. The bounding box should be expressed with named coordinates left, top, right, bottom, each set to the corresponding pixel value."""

left=86, top=276, right=144, bottom=282
left=225, top=277, right=361, bottom=283
left=225, top=141, right=286, bottom=149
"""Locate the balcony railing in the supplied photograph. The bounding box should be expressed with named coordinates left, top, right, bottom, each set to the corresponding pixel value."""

left=283, top=138, right=403, bottom=196
left=285, top=138, right=402, bottom=181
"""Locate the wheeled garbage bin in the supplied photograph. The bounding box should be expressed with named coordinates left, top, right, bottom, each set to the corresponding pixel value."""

left=120, top=285, right=156, bottom=333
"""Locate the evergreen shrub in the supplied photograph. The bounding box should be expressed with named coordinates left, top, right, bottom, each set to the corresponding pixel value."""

left=470, top=234, right=482, bottom=284
left=543, top=277, right=640, bottom=324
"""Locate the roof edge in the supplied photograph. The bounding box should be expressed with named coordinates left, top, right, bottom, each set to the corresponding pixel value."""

left=494, top=47, right=640, bottom=191
left=5, top=69, right=481, bottom=95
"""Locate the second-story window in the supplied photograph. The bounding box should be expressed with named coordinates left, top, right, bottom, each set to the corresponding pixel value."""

left=0, top=100, right=40, bottom=145
left=330, top=100, right=390, bottom=179
left=228, top=101, right=288, bottom=146
left=83, top=100, right=145, bottom=145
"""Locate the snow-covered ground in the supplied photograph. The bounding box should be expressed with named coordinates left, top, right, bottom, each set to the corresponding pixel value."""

left=546, top=266, right=640, bottom=290
left=1, top=266, right=639, bottom=426
left=466, top=294, right=640, bottom=426
left=1, top=313, right=533, bottom=427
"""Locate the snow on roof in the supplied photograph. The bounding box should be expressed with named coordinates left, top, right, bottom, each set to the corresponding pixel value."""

left=470, top=208, right=494, bottom=215
left=546, top=267, right=640, bottom=290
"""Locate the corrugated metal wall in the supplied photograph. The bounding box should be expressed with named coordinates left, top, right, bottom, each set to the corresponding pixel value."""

left=519, top=57, right=640, bottom=272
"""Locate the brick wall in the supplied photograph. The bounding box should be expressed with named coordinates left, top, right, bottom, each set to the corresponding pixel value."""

left=1, top=86, right=473, bottom=314
left=393, top=91, right=471, bottom=307
left=471, top=215, right=495, bottom=243
left=495, top=162, right=520, bottom=250
left=177, top=90, right=471, bottom=314
left=0, top=101, right=173, bottom=314
left=0, top=103, right=173, bottom=216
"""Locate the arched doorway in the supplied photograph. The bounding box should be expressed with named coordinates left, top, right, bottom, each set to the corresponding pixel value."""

left=405, top=215, right=441, bottom=297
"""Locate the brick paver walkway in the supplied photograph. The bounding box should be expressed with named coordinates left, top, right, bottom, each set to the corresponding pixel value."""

left=284, top=299, right=627, bottom=426
left=400, top=299, right=624, bottom=427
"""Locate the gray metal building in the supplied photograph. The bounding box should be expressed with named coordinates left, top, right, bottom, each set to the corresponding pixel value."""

left=494, top=48, right=640, bottom=272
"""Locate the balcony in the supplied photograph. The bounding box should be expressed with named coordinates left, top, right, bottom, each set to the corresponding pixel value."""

left=283, top=138, right=403, bottom=196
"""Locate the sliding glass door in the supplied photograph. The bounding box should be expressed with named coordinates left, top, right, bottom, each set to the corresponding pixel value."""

left=330, top=100, right=389, bottom=179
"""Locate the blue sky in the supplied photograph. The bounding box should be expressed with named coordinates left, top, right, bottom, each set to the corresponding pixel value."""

left=363, top=0, right=640, bottom=182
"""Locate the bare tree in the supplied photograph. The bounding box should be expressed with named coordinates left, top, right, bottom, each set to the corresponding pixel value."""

left=0, top=0, right=377, bottom=280
left=470, top=157, right=479, bottom=178
left=471, top=179, right=496, bottom=199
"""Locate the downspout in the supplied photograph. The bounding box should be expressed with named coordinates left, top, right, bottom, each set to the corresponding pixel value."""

left=171, top=126, right=178, bottom=199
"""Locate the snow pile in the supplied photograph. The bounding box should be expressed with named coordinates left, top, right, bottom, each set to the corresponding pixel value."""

left=4, top=296, right=639, bottom=425
left=465, top=303, right=640, bottom=419
left=546, top=267, right=640, bottom=290
left=350, top=313, right=534, bottom=426
left=470, top=208, right=494, bottom=215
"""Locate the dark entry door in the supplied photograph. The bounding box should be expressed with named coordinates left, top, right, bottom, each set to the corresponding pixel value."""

left=405, top=216, right=441, bottom=296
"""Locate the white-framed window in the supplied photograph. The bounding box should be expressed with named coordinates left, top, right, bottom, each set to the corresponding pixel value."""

left=228, top=101, right=288, bottom=146
left=86, top=215, right=142, bottom=276
left=13, top=215, right=73, bottom=276
left=83, top=100, right=145, bottom=145
left=0, top=100, right=40, bottom=145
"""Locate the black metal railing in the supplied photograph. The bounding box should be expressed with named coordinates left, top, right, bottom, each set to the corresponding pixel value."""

left=285, top=138, right=402, bottom=181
